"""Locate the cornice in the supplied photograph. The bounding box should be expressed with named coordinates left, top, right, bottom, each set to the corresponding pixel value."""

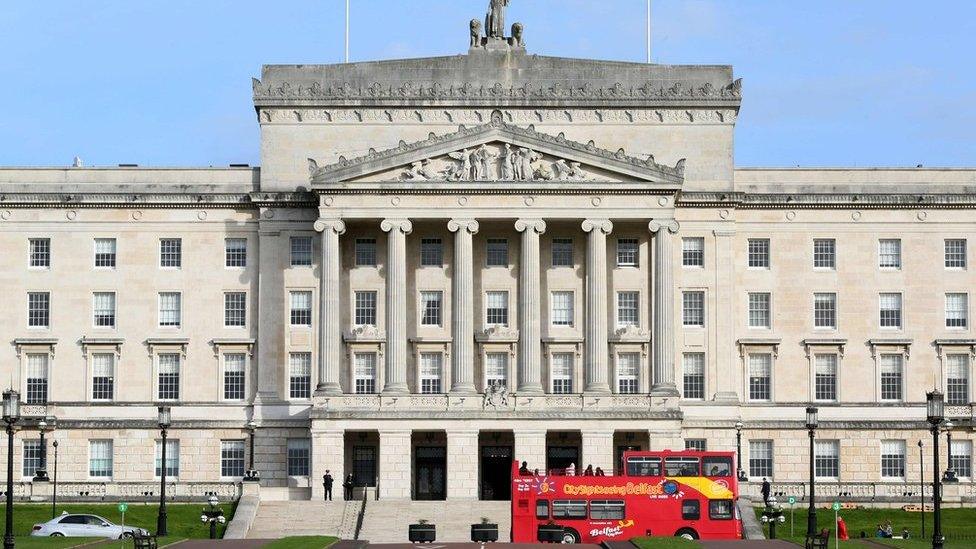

left=678, top=192, right=976, bottom=209
left=0, top=192, right=254, bottom=209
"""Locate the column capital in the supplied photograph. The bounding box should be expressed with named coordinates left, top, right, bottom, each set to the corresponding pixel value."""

left=448, top=218, right=480, bottom=234
left=515, top=218, right=547, bottom=234
left=380, top=218, right=413, bottom=234
left=581, top=218, right=613, bottom=234
left=648, top=219, right=680, bottom=234
left=314, top=218, right=346, bottom=234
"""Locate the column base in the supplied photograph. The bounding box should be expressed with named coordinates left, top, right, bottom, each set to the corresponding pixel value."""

left=650, top=383, right=680, bottom=397
left=713, top=391, right=740, bottom=402
left=449, top=383, right=477, bottom=395
left=253, top=391, right=283, bottom=405
left=583, top=383, right=612, bottom=395
left=314, top=383, right=343, bottom=397
left=515, top=384, right=544, bottom=395
left=382, top=384, right=409, bottom=395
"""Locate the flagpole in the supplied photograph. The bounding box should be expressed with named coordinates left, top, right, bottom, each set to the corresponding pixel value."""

left=646, top=0, right=652, bottom=63
left=345, top=0, right=350, bottom=63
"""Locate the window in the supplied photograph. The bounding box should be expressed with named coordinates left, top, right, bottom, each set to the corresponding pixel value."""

left=552, top=500, right=587, bottom=519
left=551, top=353, right=573, bottom=394
left=879, top=293, right=902, bottom=329
left=685, top=439, right=707, bottom=452
left=814, top=440, right=839, bottom=479
left=945, top=239, right=967, bottom=269
left=485, top=352, right=508, bottom=389
left=89, top=440, right=113, bottom=478
left=420, top=353, right=443, bottom=394
left=94, top=238, right=117, bottom=268
left=486, top=238, right=508, bottom=267
left=420, top=238, right=443, bottom=267
left=880, top=440, right=906, bottom=479
left=748, top=354, right=772, bottom=401
left=28, top=292, right=50, bottom=328
left=290, top=291, right=312, bottom=326
left=289, top=353, right=312, bottom=399
left=157, top=353, right=180, bottom=400
left=535, top=500, right=549, bottom=520
left=616, top=238, right=639, bottom=267
left=748, top=293, right=771, bottom=328
left=879, top=239, right=901, bottom=269
left=747, top=239, right=770, bottom=268
left=224, top=292, right=247, bottom=327
left=946, top=293, right=969, bottom=328
left=22, top=440, right=41, bottom=478
left=814, top=354, right=838, bottom=402
left=420, top=291, right=442, bottom=326
left=617, top=291, right=639, bottom=327
left=91, top=292, right=116, bottom=328
left=709, top=500, right=734, bottom=520
left=551, top=238, right=573, bottom=267
left=590, top=500, right=625, bottom=520
left=91, top=353, right=114, bottom=401
left=287, top=439, right=311, bottom=476
left=159, top=238, right=182, bottom=268
left=814, top=293, right=836, bottom=329
left=664, top=457, right=700, bottom=476
left=682, top=291, right=704, bottom=327
left=626, top=456, right=662, bottom=477
left=749, top=440, right=773, bottom=478
left=25, top=354, right=48, bottom=404
left=290, top=236, right=313, bottom=266
left=880, top=354, right=903, bottom=401
left=354, top=291, right=377, bottom=326
left=946, top=354, right=970, bottom=405
left=681, top=500, right=700, bottom=521
left=354, top=353, right=377, bottom=394
left=29, top=238, right=51, bottom=268
left=154, top=439, right=180, bottom=477
left=951, top=440, right=972, bottom=478
left=221, top=440, right=246, bottom=478
left=158, top=292, right=182, bottom=327
left=486, top=291, right=508, bottom=326
left=682, top=237, right=704, bottom=267
left=682, top=353, right=705, bottom=400
left=551, top=291, right=574, bottom=327
left=225, top=238, right=247, bottom=267
left=617, top=353, right=639, bottom=394
left=813, top=238, right=836, bottom=269
left=355, top=238, right=377, bottom=266
left=223, top=353, right=246, bottom=401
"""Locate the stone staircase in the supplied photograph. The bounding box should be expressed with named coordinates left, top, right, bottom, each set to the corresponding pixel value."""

left=358, top=500, right=511, bottom=543
left=246, top=499, right=361, bottom=539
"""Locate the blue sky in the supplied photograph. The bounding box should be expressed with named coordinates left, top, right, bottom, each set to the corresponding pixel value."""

left=1, top=1, right=974, bottom=168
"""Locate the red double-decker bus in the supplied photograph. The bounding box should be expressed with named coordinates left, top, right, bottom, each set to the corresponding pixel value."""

left=511, top=450, right=742, bottom=543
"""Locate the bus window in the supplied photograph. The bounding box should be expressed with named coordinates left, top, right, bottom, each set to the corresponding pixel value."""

left=664, top=457, right=700, bottom=476
left=709, top=499, right=734, bottom=520
left=590, top=500, right=625, bottom=520
left=626, top=456, right=661, bottom=476
left=535, top=500, right=549, bottom=519
left=703, top=457, right=732, bottom=477
left=681, top=500, right=700, bottom=520
left=552, top=500, right=587, bottom=519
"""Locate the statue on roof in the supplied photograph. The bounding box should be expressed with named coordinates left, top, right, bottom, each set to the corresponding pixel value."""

left=486, top=0, right=509, bottom=39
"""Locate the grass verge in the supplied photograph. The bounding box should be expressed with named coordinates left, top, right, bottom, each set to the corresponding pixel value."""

left=0, top=502, right=237, bottom=539
left=260, top=536, right=339, bottom=549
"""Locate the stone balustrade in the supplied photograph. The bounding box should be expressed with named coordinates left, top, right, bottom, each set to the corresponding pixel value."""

left=2, top=481, right=242, bottom=503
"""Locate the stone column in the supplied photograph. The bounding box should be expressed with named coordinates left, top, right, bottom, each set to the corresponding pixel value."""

left=581, top=219, right=613, bottom=394
left=378, top=430, right=412, bottom=499
left=310, top=428, right=344, bottom=501
left=381, top=219, right=412, bottom=394
left=515, top=219, right=546, bottom=394
left=581, top=430, right=615, bottom=473
left=314, top=218, right=345, bottom=395
left=513, top=430, right=547, bottom=473
left=446, top=430, right=479, bottom=499
left=448, top=219, right=479, bottom=394
left=649, top=220, right=680, bottom=396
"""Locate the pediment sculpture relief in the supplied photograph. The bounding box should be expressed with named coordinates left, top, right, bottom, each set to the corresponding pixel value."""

left=401, top=143, right=589, bottom=182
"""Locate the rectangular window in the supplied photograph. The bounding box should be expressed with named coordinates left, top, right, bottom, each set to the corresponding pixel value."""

left=92, top=292, right=116, bottom=328
left=420, top=291, right=442, bottom=326
left=486, top=238, right=508, bottom=267
left=551, top=353, right=574, bottom=394
left=748, top=239, right=770, bottom=268
left=29, top=238, right=51, bottom=268
left=682, top=237, right=704, bottom=267
left=485, top=352, right=508, bottom=389
left=420, top=238, right=443, bottom=267
left=157, top=353, right=180, bottom=400
left=220, top=440, right=246, bottom=478
left=748, top=354, right=772, bottom=401
left=946, top=293, right=969, bottom=328
left=880, top=354, right=903, bottom=401
left=550, top=291, right=574, bottom=327
left=685, top=439, right=707, bottom=452
left=682, top=291, right=705, bottom=327
left=419, top=353, right=443, bottom=394
left=748, top=292, right=771, bottom=328
left=354, top=353, right=377, bottom=394
left=160, top=238, right=182, bottom=268
left=290, top=236, right=313, bottom=266
left=91, top=353, right=114, bottom=401
left=616, top=238, right=639, bottom=267
left=158, top=292, right=182, bottom=327
left=225, top=238, right=247, bottom=267
left=25, top=354, right=48, bottom=405
left=89, top=440, right=113, bottom=478
left=814, top=354, right=838, bottom=402
left=223, top=353, right=246, bottom=401
left=224, top=292, right=247, bottom=327
left=879, top=239, right=901, bottom=269
left=879, top=293, right=902, bottom=329
left=290, top=291, right=312, bottom=326
left=945, top=239, right=967, bottom=269
left=880, top=440, right=906, bottom=479
left=354, top=291, right=377, bottom=326
left=946, top=354, right=970, bottom=405
left=289, top=353, right=312, bottom=399
left=617, top=353, right=639, bottom=394
left=814, top=293, right=837, bottom=329
left=486, top=291, right=509, bottom=326
left=355, top=238, right=377, bottom=267
left=682, top=353, right=705, bottom=400
left=94, top=238, right=117, bottom=268
left=154, top=439, right=180, bottom=478
left=749, top=440, right=773, bottom=478
left=590, top=500, right=625, bottom=520
left=617, top=291, right=639, bottom=327
left=551, top=238, right=574, bottom=267
left=951, top=440, right=972, bottom=478
left=814, top=440, right=840, bottom=479
left=28, top=292, right=50, bottom=328
left=287, top=439, right=311, bottom=476
left=22, top=440, right=41, bottom=478
left=813, top=238, right=836, bottom=269
left=552, top=500, right=587, bottom=519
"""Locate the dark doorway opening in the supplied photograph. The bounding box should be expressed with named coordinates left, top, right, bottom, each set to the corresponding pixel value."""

left=616, top=444, right=642, bottom=476
left=414, top=446, right=446, bottom=500
left=480, top=445, right=513, bottom=500
left=546, top=445, right=579, bottom=473
left=353, top=445, right=377, bottom=487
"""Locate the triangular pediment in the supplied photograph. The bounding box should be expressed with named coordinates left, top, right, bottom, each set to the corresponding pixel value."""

left=308, top=118, right=685, bottom=187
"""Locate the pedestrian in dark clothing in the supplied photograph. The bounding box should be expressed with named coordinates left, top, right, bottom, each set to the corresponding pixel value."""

left=323, top=470, right=334, bottom=501
left=761, top=477, right=771, bottom=506
left=519, top=461, right=530, bottom=476
left=343, top=473, right=354, bottom=500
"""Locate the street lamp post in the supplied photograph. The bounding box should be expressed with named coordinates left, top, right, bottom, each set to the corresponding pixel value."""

left=200, top=495, right=226, bottom=539
left=942, top=420, right=957, bottom=483
left=244, top=420, right=259, bottom=482
left=918, top=440, right=925, bottom=540
left=759, top=495, right=786, bottom=540
left=157, top=406, right=171, bottom=537
left=51, top=441, right=59, bottom=519
left=926, top=390, right=945, bottom=549
left=734, top=421, right=747, bottom=481
left=3, top=390, right=22, bottom=549
left=33, top=419, right=50, bottom=482
left=805, top=406, right=819, bottom=545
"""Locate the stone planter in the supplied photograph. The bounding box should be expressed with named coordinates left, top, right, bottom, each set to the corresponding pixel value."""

left=409, top=523, right=436, bottom=543
left=537, top=524, right=564, bottom=543
left=471, top=522, right=498, bottom=542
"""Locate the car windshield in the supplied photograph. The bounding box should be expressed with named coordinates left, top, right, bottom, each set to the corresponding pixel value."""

left=59, top=516, right=86, bottom=525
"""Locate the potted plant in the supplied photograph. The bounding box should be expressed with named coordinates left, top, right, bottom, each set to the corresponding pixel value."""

left=409, top=519, right=436, bottom=543
left=471, top=517, right=498, bottom=542
left=537, top=521, right=564, bottom=543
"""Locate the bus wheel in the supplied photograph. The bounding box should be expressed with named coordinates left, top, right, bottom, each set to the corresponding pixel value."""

left=561, top=528, right=581, bottom=544
left=675, top=528, right=699, bottom=540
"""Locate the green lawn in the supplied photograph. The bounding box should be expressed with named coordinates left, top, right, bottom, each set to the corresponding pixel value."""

left=0, top=502, right=237, bottom=539
left=631, top=536, right=701, bottom=548
left=4, top=538, right=100, bottom=549
left=260, top=536, right=338, bottom=549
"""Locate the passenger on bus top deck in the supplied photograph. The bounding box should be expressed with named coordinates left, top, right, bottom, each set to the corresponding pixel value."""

left=519, top=461, right=530, bottom=476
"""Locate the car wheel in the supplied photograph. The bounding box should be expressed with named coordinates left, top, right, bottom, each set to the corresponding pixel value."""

left=561, top=528, right=580, bottom=544
left=50, top=532, right=65, bottom=537
left=675, top=528, right=699, bottom=540
left=121, top=532, right=134, bottom=540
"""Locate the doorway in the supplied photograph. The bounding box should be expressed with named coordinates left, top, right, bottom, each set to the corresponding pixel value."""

left=480, top=445, right=513, bottom=500
left=353, top=445, right=377, bottom=487
left=414, top=446, right=446, bottom=500
left=546, top=446, right=580, bottom=473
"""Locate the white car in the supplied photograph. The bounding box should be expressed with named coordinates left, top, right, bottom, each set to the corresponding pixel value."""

left=30, top=513, right=149, bottom=538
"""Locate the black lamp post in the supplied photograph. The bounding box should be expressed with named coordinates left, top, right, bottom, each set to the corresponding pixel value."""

left=734, top=421, right=747, bottom=481
left=942, top=420, right=957, bottom=483
left=51, top=440, right=59, bottom=519
left=760, top=495, right=786, bottom=539
left=33, top=419, right=50, bottom=482
left=918, top=440, right=925, bottom=540
left=157, top=406, right=171, bottom=537
left=805, top=406, right=819, bottom=543
left=3, top=389, right=22, bottom=549
left=244, top=420, right=259, bottom=482
left=200, top=495, right=226, bottom=539
left=926, top=390, right=945, bottom=549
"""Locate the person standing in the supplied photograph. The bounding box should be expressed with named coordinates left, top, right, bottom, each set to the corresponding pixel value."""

left=322, top=470, right=334, bottom=501
left=761, top=477, right=771, bottom=506
left=343, top=474, right=354, bottom=501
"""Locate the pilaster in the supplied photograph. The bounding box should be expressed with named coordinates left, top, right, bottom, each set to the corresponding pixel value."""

left=448, top=219, right=479, bottom=394
left=446, top=430, right=479, bottom=499
left=311, top=429, right=344, bottom=501
left=513, top=430, right=546, bottom=474
left=381, top=219, right=412, bottom=394
left=580, top=430, right=615, bottom=473
left=649, top=219, right=680, bottom=396
left=582, top=219, right=613, bottom=394
left=515, top=218, right=546, bottom=394
left=713, top=228, right=739, bottom=401
left=255, top=224, right=283, bottom=403
left=378, top=429, right=412, bottom=499
left=315, top=218, right=346, bottom=395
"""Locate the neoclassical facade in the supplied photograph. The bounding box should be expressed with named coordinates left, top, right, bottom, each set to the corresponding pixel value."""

left=1, top=16, right=975, bottom=505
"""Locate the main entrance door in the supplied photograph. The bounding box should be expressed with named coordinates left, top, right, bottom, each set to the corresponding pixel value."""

left=546, top=445, right=580, bottom=473
left=480, top=445, right=513, bottom=500
left=414, top=446, right=446, bottom=500
left=353, top=445, right=377, bottom=487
